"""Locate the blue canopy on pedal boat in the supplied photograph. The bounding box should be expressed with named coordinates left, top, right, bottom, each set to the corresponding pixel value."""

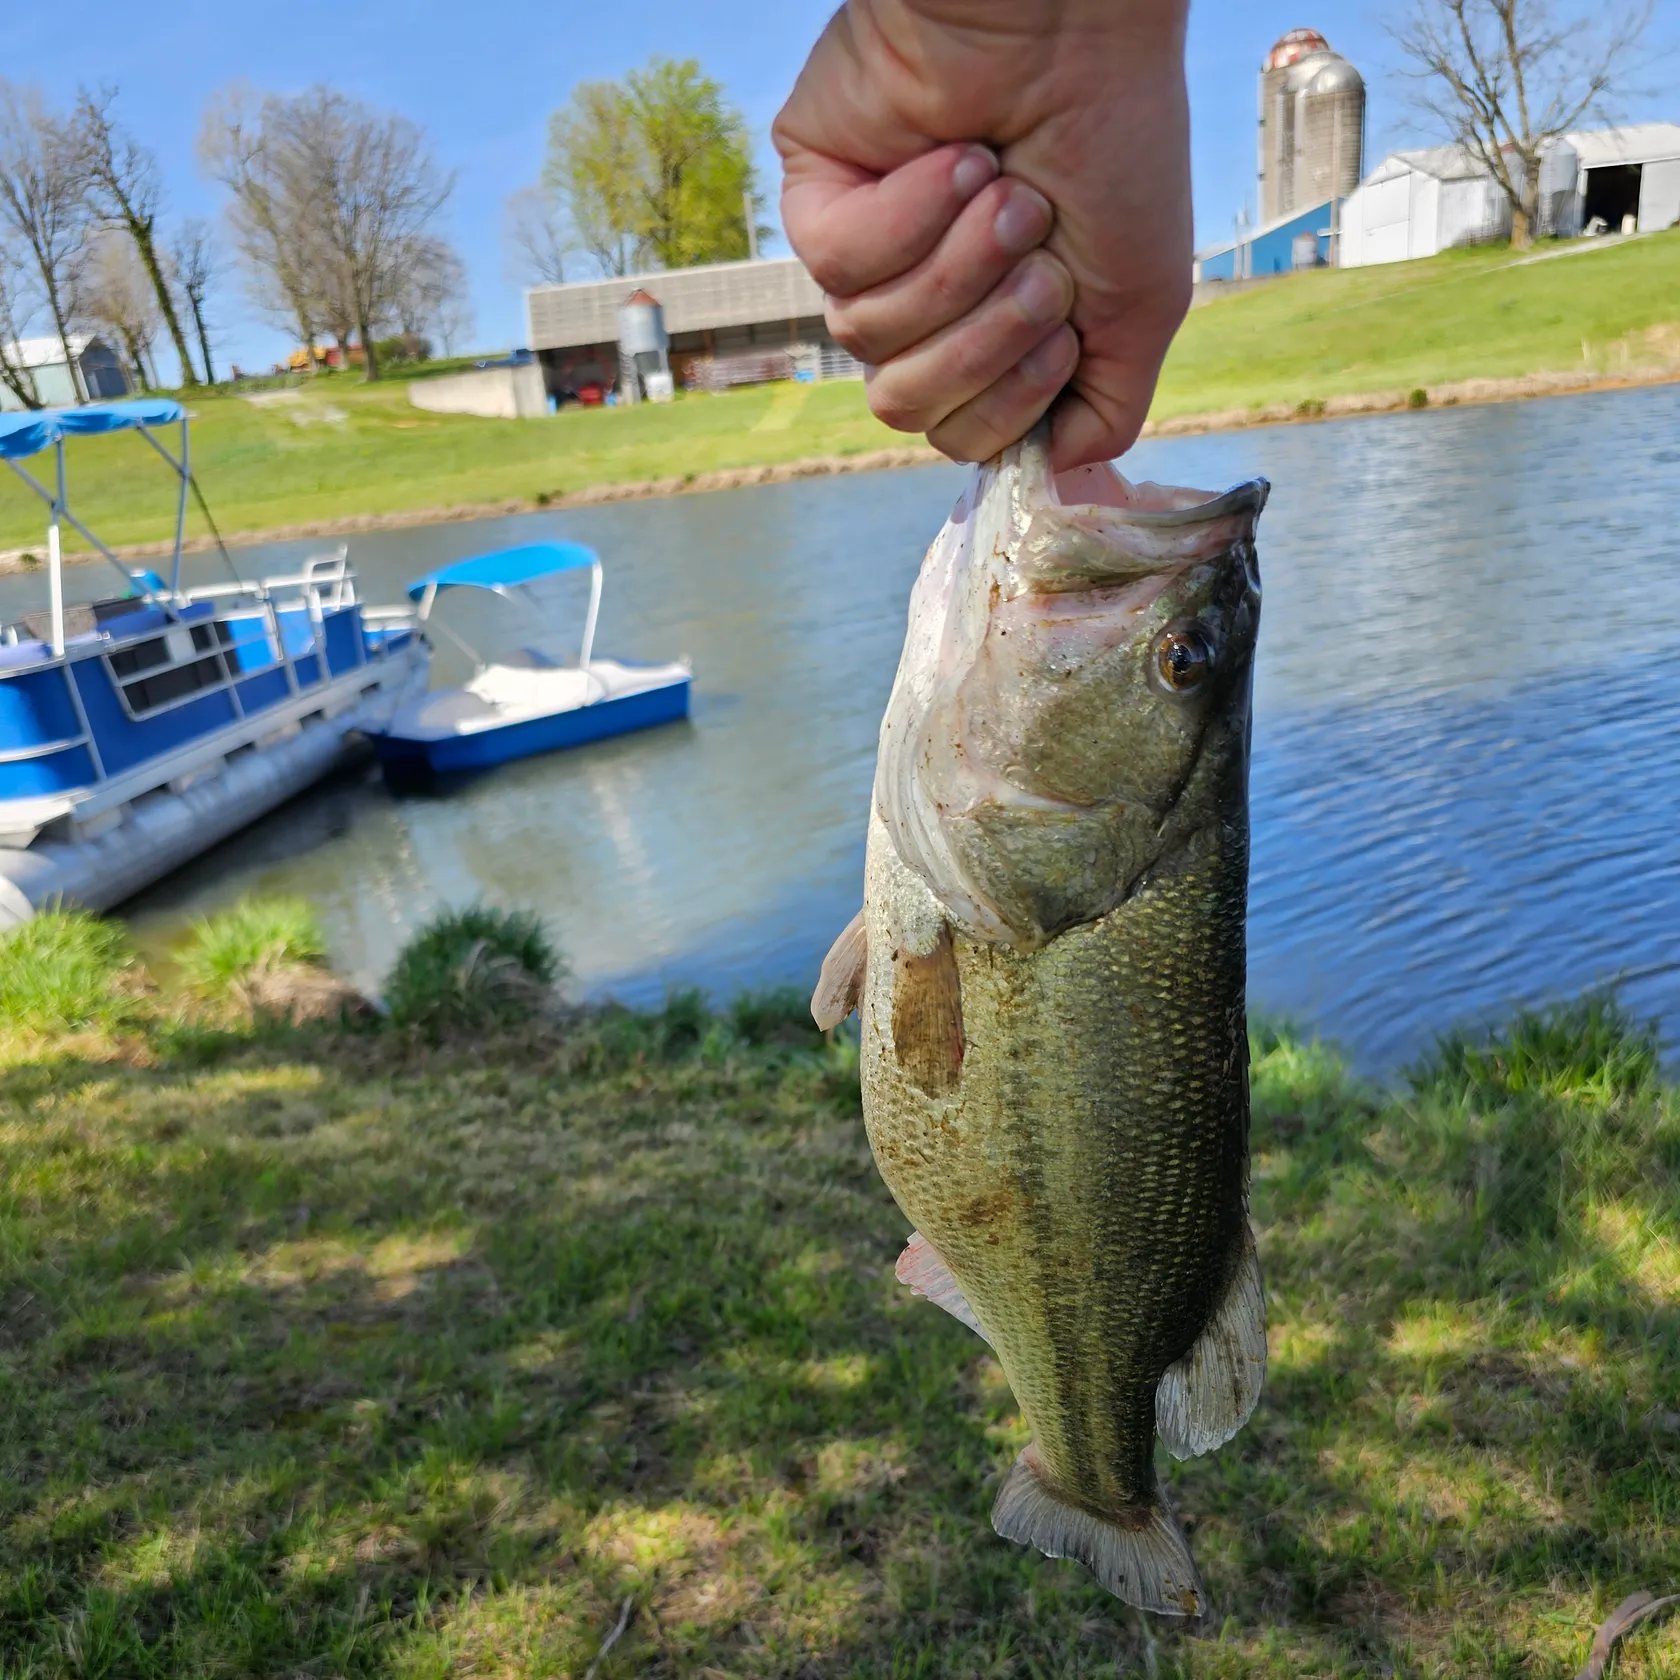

left=0, top=399, right=186, bottom=460
left=405, top=541, right=600, bottom=600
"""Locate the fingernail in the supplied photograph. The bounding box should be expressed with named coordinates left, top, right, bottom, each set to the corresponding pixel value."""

left=1020, top=327, right=1076, bottom=385
left=1013, top=258, right=1071, bottom=326
left=952, top=145, right=998, bottom=201
left=993, top=185, right=1052, bottom=254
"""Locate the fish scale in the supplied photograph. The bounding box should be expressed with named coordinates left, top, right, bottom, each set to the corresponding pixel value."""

left=814, top=424, right=1270, bottom=1614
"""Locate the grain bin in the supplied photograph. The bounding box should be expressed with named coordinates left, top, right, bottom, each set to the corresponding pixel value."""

left=616, top=289, right=673, bottom=404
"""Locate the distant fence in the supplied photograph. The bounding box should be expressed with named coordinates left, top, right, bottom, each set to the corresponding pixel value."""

left=682, top=341, right=866, bottom=394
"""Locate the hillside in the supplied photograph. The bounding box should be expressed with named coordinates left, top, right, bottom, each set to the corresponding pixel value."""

left=1, top=230, right=1676, bottom=557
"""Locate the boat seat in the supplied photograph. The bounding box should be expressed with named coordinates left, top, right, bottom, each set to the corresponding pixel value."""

left=403, top=688, right=503, bottom=731
left=467, top=663, right=597, bottom=713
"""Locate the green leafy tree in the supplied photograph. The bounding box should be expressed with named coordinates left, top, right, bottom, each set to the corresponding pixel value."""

left=544, top=56, right=768, bottom=276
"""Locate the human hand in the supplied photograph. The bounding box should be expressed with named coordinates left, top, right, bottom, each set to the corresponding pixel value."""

left=774, top=0, right=1193, bottom=469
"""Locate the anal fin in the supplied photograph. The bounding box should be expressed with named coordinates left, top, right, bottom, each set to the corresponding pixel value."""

left=1156, top=1221, right=1267, bottom=1461
left=811, top=907, right=867, bottom=1030
left=991, top=1447, right=1205, bottom=1617
left=895, top=1231, right=991, bottom=1345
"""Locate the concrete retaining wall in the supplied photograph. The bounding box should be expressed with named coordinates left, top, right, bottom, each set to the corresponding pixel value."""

left=409, top=365, right=547, bottom=420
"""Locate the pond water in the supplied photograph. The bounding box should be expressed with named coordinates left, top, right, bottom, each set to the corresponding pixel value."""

left=31, top=382, right=1680, bottom=1071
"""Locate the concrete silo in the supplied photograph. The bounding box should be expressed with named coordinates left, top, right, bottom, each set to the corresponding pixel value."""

left=1257, top=29, right=1365, bottom=226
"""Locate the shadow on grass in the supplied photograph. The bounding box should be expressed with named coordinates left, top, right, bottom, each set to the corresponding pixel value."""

left=0, top=1001, right=1673, bottom=1677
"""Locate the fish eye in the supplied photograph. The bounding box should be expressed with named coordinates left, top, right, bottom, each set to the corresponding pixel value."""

left=1151, top=624, right=1216, bottom=693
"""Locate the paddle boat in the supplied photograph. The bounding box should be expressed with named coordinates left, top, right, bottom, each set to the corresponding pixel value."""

left=368, top=542, right=692, bottom=781
left=0, top=398, right=429, bottom=927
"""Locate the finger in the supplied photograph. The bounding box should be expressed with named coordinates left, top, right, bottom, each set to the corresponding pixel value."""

left=926, top=326, right=1081, bottom=463
left=780, top=142, right=997, bottom=298
left=826, top=179, right=1054, bottom=365
left=1047, top=350, right=1163, bottom=470
left=865, top=251, right=1075, bottom=436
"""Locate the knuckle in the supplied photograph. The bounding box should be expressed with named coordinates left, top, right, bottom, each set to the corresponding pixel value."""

left=823, top=303, right=871, bottom=360
left=867, top=377, right=927, bottom=434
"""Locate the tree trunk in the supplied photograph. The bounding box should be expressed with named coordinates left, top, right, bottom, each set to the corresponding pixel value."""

left=130, top=219, right=199, bottom=386
left=45, top=291, right=84, bottom=404
left=359, top=318, right=381, bottom=382
left=190, top=296, right=215, bottom=383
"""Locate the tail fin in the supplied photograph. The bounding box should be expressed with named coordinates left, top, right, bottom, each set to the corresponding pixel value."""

left=991, top=1448, right=1205, bottom=1617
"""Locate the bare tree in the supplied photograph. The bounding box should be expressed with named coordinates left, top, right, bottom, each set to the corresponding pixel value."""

left=276, top=89, right=453, bottom=380
left=199, top=84, right=329, bottom=370
left=78, top=228, right=160, bottom=388
left=0, top=83, right=87, bottom=399
left=1393, top=0, right=1654, bottom=246
left=504, top=184, right=568, bottom=285
left=171, top=218, right=218, bottom=383
left=389, top=234, right=470, bottom=344
left=73, top=88, right=200, bottom=385
left=200, top=85, right=453, bottom=381
left=0, top=246, right=41, bottom=407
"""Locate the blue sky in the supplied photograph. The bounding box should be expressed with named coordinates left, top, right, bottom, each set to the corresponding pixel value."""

left=8, top=0, right=1677, bottom=379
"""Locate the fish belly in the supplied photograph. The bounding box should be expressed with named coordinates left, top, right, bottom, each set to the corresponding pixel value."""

left=861, top=810, right=1251, bottom=1519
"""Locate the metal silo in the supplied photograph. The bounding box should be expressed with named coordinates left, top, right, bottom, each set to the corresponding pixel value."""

left=616, top=289, right=673, bottom=404
left=1257, top=30, right=1365, bottom=225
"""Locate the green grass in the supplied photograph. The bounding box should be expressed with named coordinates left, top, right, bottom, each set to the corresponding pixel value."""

left=1157, top=230, right=1680, bottom=420
left=382, top=903, right=564, bottom=1038
left=4, top=232, right=1677, bottom=557
left=175, top=895, right=328, bottom=1002
left=0, top=920, right=1675, bottom=1675
left=0, top=376, right=902, bottom=553
left=0, top=906, right=138, bottom=1030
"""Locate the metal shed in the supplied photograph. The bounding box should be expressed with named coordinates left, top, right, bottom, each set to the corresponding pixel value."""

left=0, top=334, right=132, bottom=411
left=525, top=258, right=858, bottom=400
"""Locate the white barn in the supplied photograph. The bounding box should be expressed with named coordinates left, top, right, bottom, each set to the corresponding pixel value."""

left=1568, top=123, right=1680, bottom=235
left=1339, top=123, right=1680, bottom=268
left=1340, top=146, right=1511, bottom=266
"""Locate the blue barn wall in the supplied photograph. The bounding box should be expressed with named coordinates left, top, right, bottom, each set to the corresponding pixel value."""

left=1196, top=199, right=1338, bottom=281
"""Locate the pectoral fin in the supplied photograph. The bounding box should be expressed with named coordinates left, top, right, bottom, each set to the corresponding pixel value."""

left=890, top=923, right=964, bottom=1094
left=810, top=907, right=867, bottom=1030
left=896, top=1231, right=991, bottom=1344
left=1155, top=1222, right=1267, bottom=1460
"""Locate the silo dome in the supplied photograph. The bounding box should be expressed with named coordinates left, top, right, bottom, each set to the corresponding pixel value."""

left=1307, top=57, right=1364, bottom=96
left=1264, top=28, right=1329, bottom=70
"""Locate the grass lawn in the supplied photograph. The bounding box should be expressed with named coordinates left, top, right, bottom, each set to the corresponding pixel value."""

left=1154, top=229, right=1680, bottom=420
left=0, top=230, right=1677, bottom=556
left=0, top=936, right=1677, bottom=1674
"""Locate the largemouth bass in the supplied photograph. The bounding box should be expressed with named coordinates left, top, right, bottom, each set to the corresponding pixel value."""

left=813, top=426, right=1268, bottom=1616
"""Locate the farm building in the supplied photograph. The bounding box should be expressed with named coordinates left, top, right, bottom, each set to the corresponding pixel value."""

left=525, top=258, right=860, bottom=402
left=0, top=334, right=131, bottom=411
left=1567, top=123, right=1680, bottom=235
left=1194, top=200, right=1340, bottom=282
left=1339, top=123, right=1680, bottom=268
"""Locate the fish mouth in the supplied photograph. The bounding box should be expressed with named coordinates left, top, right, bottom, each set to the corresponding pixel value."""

left=1000, top=425, right=1269, bottom=595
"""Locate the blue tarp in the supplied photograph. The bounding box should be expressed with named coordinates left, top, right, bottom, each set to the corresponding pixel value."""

left=407, top=542, right=600, bottom=599
left=0, top=398, right=185, bottom=460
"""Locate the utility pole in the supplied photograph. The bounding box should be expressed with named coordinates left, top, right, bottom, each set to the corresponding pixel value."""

left=744, top=191, right=759, bottom=261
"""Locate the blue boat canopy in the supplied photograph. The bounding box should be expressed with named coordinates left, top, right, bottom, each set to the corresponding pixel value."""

left=0, top=398, right=186, bottom=461
left=406, top=541, right=600, bottom=600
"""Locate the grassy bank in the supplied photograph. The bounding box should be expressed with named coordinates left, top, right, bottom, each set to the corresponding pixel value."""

left=2, top=232, right=1678, bottom=559
left=0, top=907, right=1676, bottom=1674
